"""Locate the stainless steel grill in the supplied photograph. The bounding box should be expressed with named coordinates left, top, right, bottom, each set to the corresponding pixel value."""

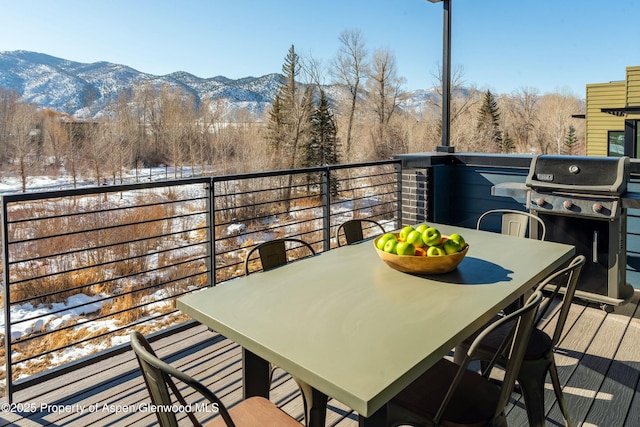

left=498, top=155, right=636, bottom=307
left=526, top=155, right=629, bottom=222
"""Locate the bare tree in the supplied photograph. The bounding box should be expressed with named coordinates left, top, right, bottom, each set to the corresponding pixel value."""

left=366, top=48, right=406, bottom=159
left=201, top=97, right=232, bottom=172
left=41, top=109, right=69, bottom=168
left=302, top=53, right=326, bottom=89
left=232, top=108, right=263, bottom=172
left=112, top=90, right=145, bottom=180
left=428, top=65, right=479, bottom=150
left=0, top=88, right=20, bottom=166
left=331, top=29, right=368, bottom=161
left=180, top=96, right=200, bottom=177
left=140, top=83, right=166, bottom=165
left=8, top=102, right=40, bottom=191
left=86, top=118, right=110, bottom=184
left=536, top=92, right=584, bottom=154
left=511, top=87, right=540, bottom=152
left=163, top=88, right=186, bottom=179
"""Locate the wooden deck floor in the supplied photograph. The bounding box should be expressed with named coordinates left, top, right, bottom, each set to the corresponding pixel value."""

left=2, top=292, right=640, bottom=427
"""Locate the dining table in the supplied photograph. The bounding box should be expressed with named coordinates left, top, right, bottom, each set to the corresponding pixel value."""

left=177, top=223, right=575, bottom=427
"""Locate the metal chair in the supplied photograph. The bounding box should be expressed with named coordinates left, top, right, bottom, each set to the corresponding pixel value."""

left=478, top=209, right=547, bottom=316
left=243, top=237, right=316, bottom=426
left=387, top=291, right=543, bottom=427
left=457, top=255, right=586, bottom=427
left=243, top=237, right=316, bottom=275
left=335, top=218, right=386, bottom=246
left=477, top=208, right=547, bottom=240
left=130, top=331, right=301, bottom=427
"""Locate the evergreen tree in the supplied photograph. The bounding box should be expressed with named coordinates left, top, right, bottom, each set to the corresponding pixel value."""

left=301, top=90, right=341, bottom=195
left=266, top=94, right=286, bottom=153
left=476, top=90, right=503, bottom=152
left=265, top=45, right=313, bottom=211
left=502, top=130, right=515, bottom=153
left=309, top=91, right=340, bottom=165
left=564, top=125, right=578, bottom=154
left=266, top=45, right=305, bottom=169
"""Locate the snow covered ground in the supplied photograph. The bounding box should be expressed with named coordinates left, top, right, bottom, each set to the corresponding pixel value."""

left=0, top=166, right=201, bottom=196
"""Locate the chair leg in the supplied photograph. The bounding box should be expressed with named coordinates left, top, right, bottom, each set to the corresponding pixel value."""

left=517, top=358, right=552, bottom=427
left=269, top=363, right=277, bottom=387
left=272, top=367, right=316, bottom=427
left=549, top=358, right=572, bottom=427
left=294, top=376, right=327, bottom=427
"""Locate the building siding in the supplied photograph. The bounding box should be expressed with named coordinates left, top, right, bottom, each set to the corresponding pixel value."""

left=585, top=66, right=640, bottom=156
left=586, top=82, right=626, bottom=156
left=627, top=66, right=640, bottom=107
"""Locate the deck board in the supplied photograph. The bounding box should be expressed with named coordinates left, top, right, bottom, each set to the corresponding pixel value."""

left=504, top=291, right=591, bottom=425
left=585, top=300, right=640, bottom=426
left=553, top=297, right=637, bottom=425
left=2, top=293, right=640, bottom=427
left=540, top=299, right=607, bottom=426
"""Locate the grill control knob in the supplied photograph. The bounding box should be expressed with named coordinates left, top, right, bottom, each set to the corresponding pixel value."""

left=563, top=200, right=574, bottom=210
left=533, top=197, right=545, bottom=207
left=593, top=202, right=603, bottom=213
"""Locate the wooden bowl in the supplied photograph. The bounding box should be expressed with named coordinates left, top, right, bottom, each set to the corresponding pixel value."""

left=374, top=234, right=469, bottom=274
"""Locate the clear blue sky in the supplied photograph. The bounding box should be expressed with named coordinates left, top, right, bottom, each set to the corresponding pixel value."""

left=1, top=0, right=638, bottom=98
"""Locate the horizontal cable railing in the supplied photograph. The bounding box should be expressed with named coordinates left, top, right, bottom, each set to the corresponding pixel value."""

left=0, top=160, right=400, bottom=401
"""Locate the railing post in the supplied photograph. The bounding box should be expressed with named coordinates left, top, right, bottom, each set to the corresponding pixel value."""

left=1, top=197, right=13, bottom=402
left=206, top=178, right=215, bottom=286
left=322, top=168, right=331, bottom=252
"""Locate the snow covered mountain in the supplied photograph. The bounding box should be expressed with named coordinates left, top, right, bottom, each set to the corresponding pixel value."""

left=0, top=50, right=434, bottom=119
left=0, top=50, right=282, bottom=118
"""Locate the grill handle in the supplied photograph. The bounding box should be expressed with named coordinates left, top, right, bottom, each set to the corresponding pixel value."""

left=593, top=231, right=598, bottom=263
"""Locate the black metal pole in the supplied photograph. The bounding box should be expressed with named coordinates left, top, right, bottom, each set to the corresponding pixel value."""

left=437, top=0, right=454, bottom=153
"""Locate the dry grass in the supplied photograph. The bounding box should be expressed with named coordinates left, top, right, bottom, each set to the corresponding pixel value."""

left=100, top=285, right=145, bottom=324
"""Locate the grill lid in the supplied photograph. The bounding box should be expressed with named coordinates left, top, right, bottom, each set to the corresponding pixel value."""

left=525, top=155, right=630, bottom=195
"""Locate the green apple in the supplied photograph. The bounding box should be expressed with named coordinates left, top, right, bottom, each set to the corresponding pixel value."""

left=396, top=241, right=416, bottom=256
left=415, top=223, right=430, bottom=234
left=443, top=238, right=461, bottom=254
left=405, top=230, right=425, bottom=248
left=426, top=246, right=446, bottom=257
left=448, top=233, right=465, bottom=248
left=422, top=227, right=442, bottom=247
left=383, top=239, right=398, bottom=254
left=376, top=233, right=397, bottom=250
left=443, top=233, right=466, bottom=254
left=399, top=225, right=415, bottom=241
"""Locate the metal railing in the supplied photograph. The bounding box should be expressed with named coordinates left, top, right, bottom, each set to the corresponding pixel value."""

left=0, top=160, right=401, bottom=401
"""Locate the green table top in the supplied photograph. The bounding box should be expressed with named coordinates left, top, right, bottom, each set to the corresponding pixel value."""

left=177, top=223, right=575, bottom=417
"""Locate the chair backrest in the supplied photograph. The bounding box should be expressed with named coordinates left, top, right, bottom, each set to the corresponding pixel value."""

left=534, top=255, right=586, bottom=347
left=336, top=219, right=386, bottom=247
left=435, top=291, right=543, bottom=424
left=130, top=331, right=235, bottom=427
left=244, top=237, right=316, bottom=275
left=476, top=209, right=547, bottom=240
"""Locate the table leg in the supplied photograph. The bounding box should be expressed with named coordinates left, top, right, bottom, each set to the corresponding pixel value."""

left=294, top=377, right=328, bottom=427
left=242, top=348, right=270, bottom=399
left=359, top=404, right=387, bottom=427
